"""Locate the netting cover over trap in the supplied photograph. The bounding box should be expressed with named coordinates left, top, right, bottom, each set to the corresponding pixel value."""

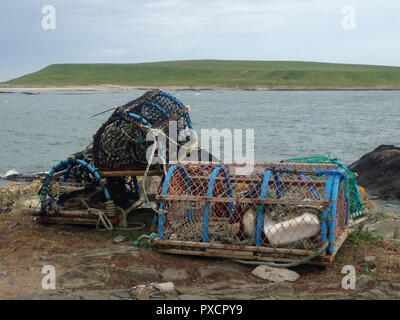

left=283, top=154, right=366, bottom=222
left=92, top=89, right=194, bottom=170
left=157, top=162, right=350, bottom=255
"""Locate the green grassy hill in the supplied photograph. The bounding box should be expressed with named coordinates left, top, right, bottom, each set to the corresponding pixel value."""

left=2, top=60, right=400, bottom=89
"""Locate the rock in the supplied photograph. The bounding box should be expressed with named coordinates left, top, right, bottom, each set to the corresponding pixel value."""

left=179, top=294, right=212, bottom=300
left=349, top=145, right=400, bottom=200
left=113, top=235, right=126, bottom=243
left=265, top=281, right=295, bottom=298
left=364, top=256, right=376, bottom=262
left=361, top=211, right=399, bottom=228
left=0, top=266, right=7, bottom=277
left=58, top=264, right=111, bottom=290
left=54, top=250, right=136, bottom=266
left=391, top=283, right=400, bottom=291
left=217, top=292, right=260, bottom=300
left=299, top=292, right=350, bottom=300
left=355, top=289, right=387, bottom=300
left=198, top=264, right=240, bottom=277
left=251, top=265, right=300, bottom=282
left=161, top=268, right=189, bottom=281
left=110, top=289, right=135, bottom=300
left=78, top=246, right=139, bottom=263
left=307, top=282, right=339, bottom=289
left=381, top=211, right=400, bottom=220
left=18, top=196, right=40, bottom=210
left=77, top=290, right=115, bottom=300
left=122, top=266, right=159, bottom=282
left=363, top=220, right=400, bottom=241
left=19, top=292, right=82, bottom=300
left=136, top=285, right=152, bottom=300
left=155, top=282, right=175, bottom=293
left=0, top=181, right=42, bottom=213
left=356, top=275, right=375, bottom=290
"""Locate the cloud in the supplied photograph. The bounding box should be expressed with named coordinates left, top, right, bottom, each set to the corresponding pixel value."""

left=0, top=0, right=399, bottom=81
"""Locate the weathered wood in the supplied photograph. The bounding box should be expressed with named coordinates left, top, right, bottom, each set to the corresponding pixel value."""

left=156, top=194, right=328, bottom=207
left=153, top=239, right=318, bottom=256
left=206, top=248, right=255, bottom=257
left=333, top=228, right=350, bottom=254
left=98, top=170, right=159, bottom=177
left=348, top=214, right=368, bottom=227
left=154, top=228, right=351, bottom=266
left=169, top=161, right=337, bottom=170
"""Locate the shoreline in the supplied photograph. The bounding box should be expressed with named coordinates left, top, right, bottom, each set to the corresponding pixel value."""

left=2, top=85, right=400, bottom=92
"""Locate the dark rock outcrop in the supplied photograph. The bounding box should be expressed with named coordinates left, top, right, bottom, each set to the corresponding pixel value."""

left=349, top=145, right=400, bottom=200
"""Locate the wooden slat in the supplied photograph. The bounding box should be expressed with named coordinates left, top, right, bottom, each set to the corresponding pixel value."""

left=153, top=239, right=318, bottom=256
left=169, top=161, right=337, bottom=169
left=333, top=228, right=350, bottom=254
left=156, top=194, right=328, bottom=207
left=348, top=215, right=368, bottom=227
left=98, top=170, right=159, bottom=177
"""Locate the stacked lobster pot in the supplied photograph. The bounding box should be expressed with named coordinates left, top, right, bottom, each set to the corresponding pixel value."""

left=154, top=162, right=359, bottom=265
left=36, top=90, right=198, bottom=227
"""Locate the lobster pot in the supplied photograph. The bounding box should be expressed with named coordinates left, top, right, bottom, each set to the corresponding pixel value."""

left=93, top=89, right=194, bottom=170
left=155, top=162, right=351, bottom=264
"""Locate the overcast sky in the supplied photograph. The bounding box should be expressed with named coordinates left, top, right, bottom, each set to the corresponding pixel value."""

left=1, top=0, right=399, bottom=82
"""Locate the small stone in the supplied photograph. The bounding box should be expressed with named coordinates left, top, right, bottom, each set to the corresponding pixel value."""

left=155, top=282, right=175, bottom=293
left=113, top=235, right=126, bottom=243
left=136, top=285, right=151, bottom=300
left=251, top=265, right=300, bottom=282
left=364, top=256, right=376, bottom=262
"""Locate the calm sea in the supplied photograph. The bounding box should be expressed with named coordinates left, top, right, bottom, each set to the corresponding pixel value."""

left=0, top=89, right=399, bottom=176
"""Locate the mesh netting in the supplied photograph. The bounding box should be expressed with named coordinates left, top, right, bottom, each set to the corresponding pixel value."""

left=92, top=89, right=193, bottom=170
left=157, top=162, right=349, bottom=254
left=282, top=155, right=366, bottom=221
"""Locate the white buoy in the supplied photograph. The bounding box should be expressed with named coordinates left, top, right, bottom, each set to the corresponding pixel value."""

left=263, top=213, right=320, bottom=245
